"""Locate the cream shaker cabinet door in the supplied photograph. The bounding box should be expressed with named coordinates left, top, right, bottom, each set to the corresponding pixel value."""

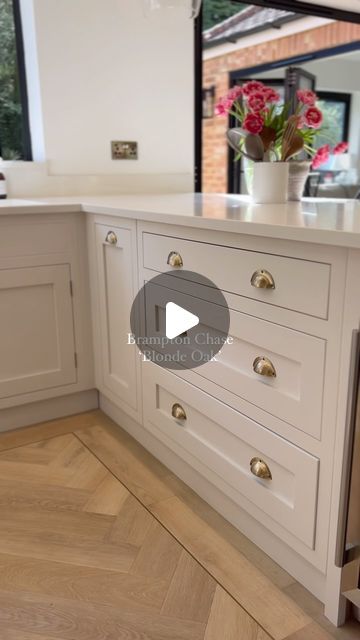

left=0, top=265, right=76, bottom=399
left=95, top=223, right=138, bottom=413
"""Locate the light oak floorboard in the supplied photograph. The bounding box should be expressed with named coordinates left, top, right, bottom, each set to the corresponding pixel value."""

left=0, top=530, right=138, bottom=573
left=107, top=493, right=153, bottom=545
left=151, top=496, right=310, bottom=640
left=130, top=520, right=183, bottom=583
left=76, top=424, right=180, bottom=505
left=0, top=589, right=207, bottom=640
left=284, top=622, right=337, bottom=640
left=169, top=481, right=295, bottom=590
left=1, top=411, right=358, bottom=640
left=83, top=472, right=129, bottom=515
left=0, top=412, right=98, bottom=452
left=0, top=505, right=114, bottom=542
left=0, top=478, right=90, bottom=512
left=205, top=585, right=271, bottom=640
left=161, top=550, right=216, bottom=623
left=0, top=460, right=75, bottom=486
left=0, top=629, right=66, bottom=640
left=0, top=553, right=169, bottom=613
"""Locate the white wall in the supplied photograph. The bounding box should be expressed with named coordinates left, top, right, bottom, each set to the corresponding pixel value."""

left=6, top=0, right=194, bottom=196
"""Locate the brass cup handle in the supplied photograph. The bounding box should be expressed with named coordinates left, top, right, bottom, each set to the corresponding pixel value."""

left=250, top=457, right=272, bottom=480
left=251, top=269, right=275, bottom=290
left=253, top=356, right=276, bottom=378
left=167, top=251, right=183, bottom=268
left=105, top=231, right=117, bottom=245
left=171, top=403, right=187, bottom=421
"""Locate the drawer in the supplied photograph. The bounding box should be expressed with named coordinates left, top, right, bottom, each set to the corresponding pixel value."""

left=143, top=362, right=319, bottom=549
left=145, top=281, right=326, bottom=439
left=142, top=232, right=331, bottom=319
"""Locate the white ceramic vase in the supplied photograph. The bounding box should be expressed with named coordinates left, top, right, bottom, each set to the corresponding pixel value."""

left=252, top=162, right=289, bottom=204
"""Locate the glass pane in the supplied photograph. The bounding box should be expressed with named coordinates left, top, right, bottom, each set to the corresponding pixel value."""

left=314, top=100, right=346, bottom=149
left=0, top=0, right=23, bottom=160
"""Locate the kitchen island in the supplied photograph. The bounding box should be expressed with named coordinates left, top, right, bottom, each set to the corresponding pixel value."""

left=1, top=193, right=360, bottom=626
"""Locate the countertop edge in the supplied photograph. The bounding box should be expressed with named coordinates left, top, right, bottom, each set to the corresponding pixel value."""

left=0, top=197, right=360, bottom=250
left=82, top=203, right=360, bottom=250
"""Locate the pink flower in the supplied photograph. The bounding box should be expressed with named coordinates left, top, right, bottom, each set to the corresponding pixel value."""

left=305, top=106, right=323, bottom=129
left=243, top=113, right=264, bottom=135
left=242, top=81, right=266, bottom=96
left=215, top=97, right=233, bottom=116
left=228, top=86, right=243, bottom=101
left=247, top=91, right=266, bottom=113
left=297, top=90, right=318, bottom=106
left=262, top=87, right=281, bottom=103
left=312, top=144, right=330, bottom=169
left=333, top=141, right=349, bottom=155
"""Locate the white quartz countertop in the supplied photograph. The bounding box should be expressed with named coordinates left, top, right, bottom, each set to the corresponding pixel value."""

left=1, top=193, right=360, bottom=249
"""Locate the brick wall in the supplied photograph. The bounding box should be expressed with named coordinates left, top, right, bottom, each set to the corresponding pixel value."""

left=202, top=21, right=360, bottom=193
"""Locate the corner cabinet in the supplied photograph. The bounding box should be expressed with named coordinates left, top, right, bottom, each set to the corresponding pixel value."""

left=89, top=217, right=141, bottom=421
left=0, top=212, right=95, bottom=414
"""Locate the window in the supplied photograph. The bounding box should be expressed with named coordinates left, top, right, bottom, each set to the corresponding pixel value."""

left=315, top=92, right=351, bottom=149
left=0, top=0, right=31, bottom=160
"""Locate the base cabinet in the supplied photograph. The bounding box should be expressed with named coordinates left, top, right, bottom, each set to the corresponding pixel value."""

left=87, top=215, right=355, bottom=626
left=0, top=213, right=94, bottom=412
left=93, top=220, right=140, bottom=418
left=0, top=264, right=76, bottom=399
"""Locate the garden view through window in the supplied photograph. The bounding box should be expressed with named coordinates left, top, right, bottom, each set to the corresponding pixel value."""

left=0, top=0, right=25, bottom=160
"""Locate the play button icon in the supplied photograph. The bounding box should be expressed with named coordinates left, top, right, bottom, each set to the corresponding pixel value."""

left=165, top=302, right=199, bottom=340
left=130, top=270, right=230, bottom=370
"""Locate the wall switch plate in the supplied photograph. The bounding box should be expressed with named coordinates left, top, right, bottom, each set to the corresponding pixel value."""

left=111, top=141, right=138, bottom=160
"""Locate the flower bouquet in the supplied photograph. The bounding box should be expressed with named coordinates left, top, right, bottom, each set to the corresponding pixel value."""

left=216, top=81, right=349, bottom=203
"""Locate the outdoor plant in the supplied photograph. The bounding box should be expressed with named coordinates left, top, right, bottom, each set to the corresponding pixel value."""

left=216, top=81, right=348, bottom=167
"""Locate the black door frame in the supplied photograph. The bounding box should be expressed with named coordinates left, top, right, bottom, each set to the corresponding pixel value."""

left=195, top=0, right=360, bottom=192
left=12, top=0, right=32, bottom=160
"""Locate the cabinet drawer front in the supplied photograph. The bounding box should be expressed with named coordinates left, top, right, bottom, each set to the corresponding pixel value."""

left=145, top=282, right=325, bottom=439
left=143, top=232, right=330, bottom=319
left=0, top=265, right=76, bottom=398
left=143, top=363, right=319, bottom=549
left=95, top=223, right=138, bottom=412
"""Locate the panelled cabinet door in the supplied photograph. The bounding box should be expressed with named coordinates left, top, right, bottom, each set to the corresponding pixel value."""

left=0, top=265, right=76, bottom=399
left=95, top=223, right=138, bottom=412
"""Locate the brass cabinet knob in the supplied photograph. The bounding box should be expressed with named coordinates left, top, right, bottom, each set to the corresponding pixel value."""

left=167, top=251, right=183, bottom=268
left=251, top=269, right=275, bottom=290
left=250, top=457, right=272, bottom=480
left=253, top=356, right=276, bottom=378
left=171, top=403, right=187, bottom=421
left=105, top=231, right=117, bottom=245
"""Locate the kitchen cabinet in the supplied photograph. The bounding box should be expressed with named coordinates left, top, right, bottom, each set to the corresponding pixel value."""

left=0, top=213, right=94, bottom=415
left=91, top=219, right=140, bottom=420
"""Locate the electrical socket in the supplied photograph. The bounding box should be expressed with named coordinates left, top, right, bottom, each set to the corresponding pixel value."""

left=111, top=141, right=138, bottom=160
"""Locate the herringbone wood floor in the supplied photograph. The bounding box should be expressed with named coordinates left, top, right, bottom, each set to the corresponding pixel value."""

left=0, top=410, right=358, bottom=640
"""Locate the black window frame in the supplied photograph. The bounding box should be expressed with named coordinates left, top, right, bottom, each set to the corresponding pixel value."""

left=0, top=0, right=32, bottom=160
left=195, top=0, right=360, bottom=192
